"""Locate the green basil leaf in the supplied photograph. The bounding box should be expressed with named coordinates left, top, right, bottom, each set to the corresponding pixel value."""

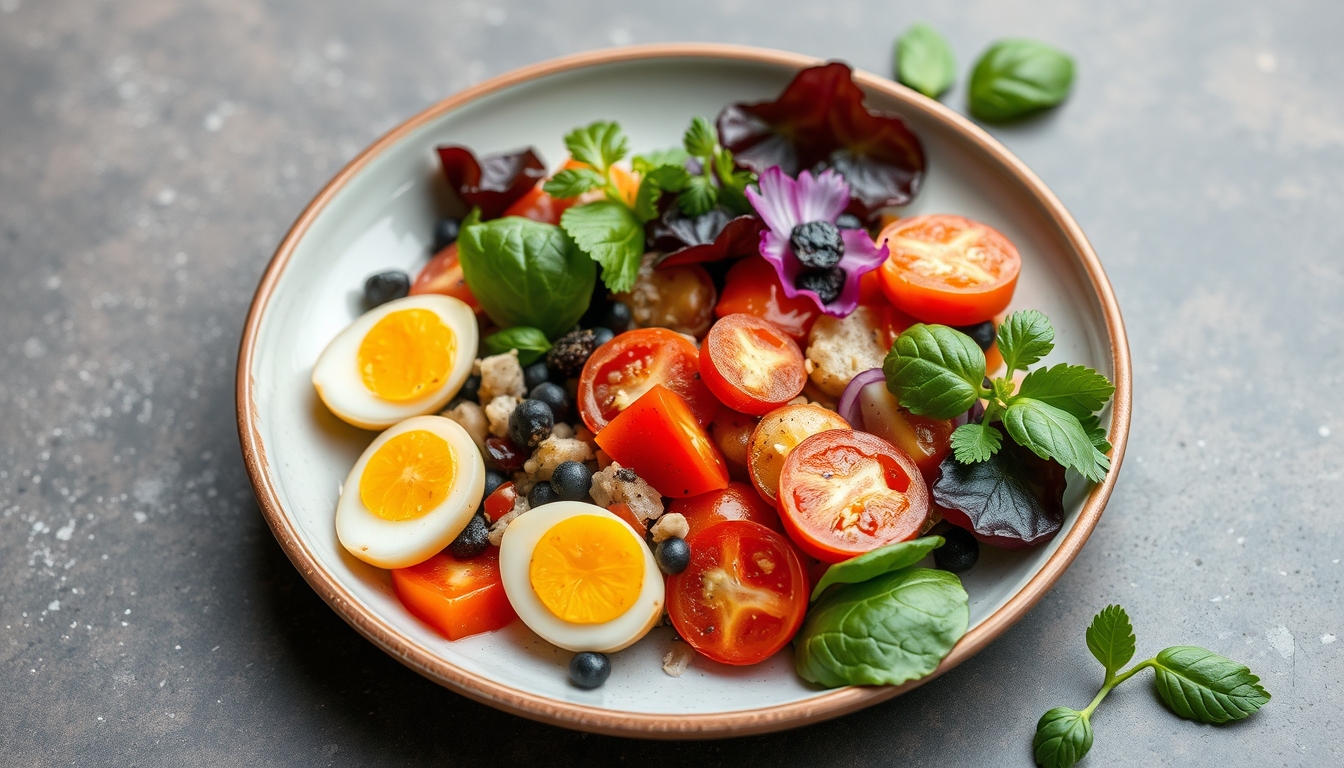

left=483, top=326, right=552, bottom=366
left=969, top=39, right=1075, bottom=122
left=809, top=537, right=944, bottom=602
left=895, top=23, right=956, bottom=99
left=456, top=217, right=594, bottom=340
left=678, top=175, right=718, bottom=217
left=883, top=324, right=986, bottom=419
left=559, top=202, right=645, bottom=293
left=1078, top=414, right=1112, bottom=453
left=1085, top=604, right=1136, bottom=678
left=563, top=121, right=628, bottom=173
left=794, top=568, right=968, bottom=688
left=632, top=147, right=689, bottom=174
left=996, top=310, right=1055, bottom=373
left=683, top=116, right=717, bottom=158
left=1032, top=707, right=1093, bottom=768
left=950, top=422, right=1003, bottom=464
left=1003, top=398, right=1110, bottom=482
left=1017, top=363, right=1115, bottom=420
left=1152, top=646, right=1271, bottom=724
left=541, top=167, right=605, bottom=200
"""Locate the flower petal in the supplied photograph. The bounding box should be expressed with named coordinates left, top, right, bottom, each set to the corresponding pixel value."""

left=746, top=166, right=801, bottom=234
left=793, top=169, right=851, bottom=224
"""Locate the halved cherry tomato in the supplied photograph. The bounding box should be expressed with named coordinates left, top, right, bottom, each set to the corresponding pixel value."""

left=671, top=481, right=782, bottom=539
left=666, top=520, right=808, bottom=666
left=777, top=429, right=930, bottom=562
left=709, top=409, right=759, bottom=479
left=700, top=314, right=807, bottom=416
left=577, top=328, right=720, bottom=433
left=853, top=378, right=954, bottom=482
left=877, top=214, right=1021, bottom=325
left=391, top=550, right=517, bottom=640
left=747, top=403, right=849, bottom=506
left=482, top=481, right=517, bottom=523
left=410, top=244, right=482, bottom=311
left=716, top=256, right=820, bottom=342
left=501, top=184, right=573, bottom=225
left=594, top=384, right=729, bottom=498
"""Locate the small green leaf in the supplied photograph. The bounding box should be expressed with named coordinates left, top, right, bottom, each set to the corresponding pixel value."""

left=809, top=537, right=944, bottom=601
left=895, top=23, right=956, bottom=99
left=950, top=422, right=1003, bottom=463
left=678, top=175, right=718, bottom=217
left=559, top=201, right=645, bottom=293
left=996, top=310, right=1055, bottom=373
left=632, top=147, right=689, bottom=174
left=1079, top=414, right=1112, bottom=453
left=969, top=39, right=1075, bottom=122
left=1017, top=363, right=1115, bottom=420
left=541, top=167, right=605, bottom=199
left=563, top=121, right=628, bottom=173
left=633, top=165, right=692, bottom=223
left=483, top=326, right=552, bottom=365
left=883, top=324, right=987, bottom=419
left=1003, top=398, right=1109, bottom=482
left=1152, top=646, right=1271, bottom=724
left=683, top=116, right=717, bottom=158
left=1033, top=707, right=1093, bottom=768
left=1085, top=604, right=1136, bottom=678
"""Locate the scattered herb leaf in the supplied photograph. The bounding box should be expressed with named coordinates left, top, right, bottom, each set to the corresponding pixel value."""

left=542, top=167, right=605, bottom=199
left=1016, top=364, right=1116, bottom=421
left=564, top=121, right=628, bottom=173
left=1002, top=398, right=1109, bottom=483
left=996, top=309, right=1054, bottom=374
left=896, top=23, right=956, bottom=99
left=1033, top=708, right=1093, bottom=768
left=1085, top=605, right=1136, bottom=678
left=969, top=39, right=1075, bottom=122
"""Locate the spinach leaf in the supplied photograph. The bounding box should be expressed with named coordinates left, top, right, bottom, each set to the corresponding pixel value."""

left=883, top=323, right=986, bottom=419
left=1152, top=646, right=1271, bottom=724
left=896, top=23, right=956, bottom=99
left=559, top=201, right=645, bottom=293
left=932, top=439, right=1067, bottom=548
left=969, top=39, right=1075, bottom=122
left=483, top=326, right=551, bottom=365
left=455, top=216, right=594, bottom=340
left=1033, top=708, right=1093, bottom=768
left=1086, top=605, right=1136, bottom=678
left=809, top=537, right=944, bottom=602
left=794, top=567, right=968, bottom=688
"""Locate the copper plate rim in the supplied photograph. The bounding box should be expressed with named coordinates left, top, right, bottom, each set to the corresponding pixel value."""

left=235, top=42, right=1132, bottom=739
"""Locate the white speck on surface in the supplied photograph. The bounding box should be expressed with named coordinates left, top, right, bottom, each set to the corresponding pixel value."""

left=662, top=644, right=693, bottom=677
left=23, top=337, right=45, bottom=358
left=1320, top=425, right=1331, bottom=437
left=609, top=27, right=633, bottom=45
left=124, top=609, right=131, bottom=615
left=47, top=600, right=59, bottom=611
left=159, top=679, right=166, bottom=688
left=45, top=275, right=61, bottom=290
left=1266, top=625, right=1295, bottom=659
left=132, top=512, right=147, bottom=523
left=155, top=188, right=176, bottom=206
left=1256, top=52, right=1278, bottom=73
left=1322, top=634, right=1337, bottom=644
left=1197, top=439, right=1206, bottom=447
left=1237, top=537, right=1246, bottom=545
left=55, top=520, right=74, bottom=541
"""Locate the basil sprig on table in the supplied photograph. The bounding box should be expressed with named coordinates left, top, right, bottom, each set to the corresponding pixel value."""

left=895, top=23, right=957, bottom=99
left=883, top=310, right=1114, bottom=482
left=1034, top=605, right=1270, bottom=768
left=969, top=39, right=1075, bottom=121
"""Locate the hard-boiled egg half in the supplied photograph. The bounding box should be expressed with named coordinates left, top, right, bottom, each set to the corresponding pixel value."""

left=313, top=294, right=477, bottom=430
left=500, top=502, right=664, bottom=653
left=336, top=415, right=484, bottom=569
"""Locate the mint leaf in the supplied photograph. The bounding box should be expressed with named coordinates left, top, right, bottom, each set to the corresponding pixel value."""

left=970, top=39, right=1075, bottom=122
left=1078, top=414, right=1112, bottom=453
left=483, top=326, right=552, bottom=365
left=809, top=537, right=944, bottom=601
left=1085, top=605, right=1136, bottom=678
left=1003, top=398, right=1109, bottom=482
left=633, top=164, right=692, bottom=222
left=883, top=324, right=987, bottom=419
left=541, top=167, right=605, bottom=199
left=632, top=147, right=689, bottom=174
left=1152, top=647, right=1271, bottom=724
left=1033, top=707, right=1092, bottom=768
left=896, top=23, right=956, bottom=99
left=678, top=175, right=718, bottom=217
left=559, top=201, right=645, bottom=293
left=563, top=121, right=628, bottom=173
left=997, top=310, right=1055, bottom=373
left=950, top=422, right=1003, bottom=463
left=1017, top=363, right=1115, bottom=420
left=683, top=116, right=717, bottom=158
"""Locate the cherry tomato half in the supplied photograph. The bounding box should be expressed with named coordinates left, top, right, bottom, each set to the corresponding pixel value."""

left=877, top=214, right=1021, bottom=325
left=391, top=549, right=516, bottom=640
left=700, top=314, right=807, bottom=416
left=670, top=481, right=782, bottom=539
left=593, top=384, right=729, bottom=498
left=666, top=520, right=808, bottom=666
left=747, top=403, right=850, bottom=507
left=410, top=243, right=482, bottom=311
left=777, top=429, right=930, bottom=563
left=501, top=185, right=574, bottom=225
left=716, top=256, right=820, bottom=342
left=577, top=327, right=720, bottom=433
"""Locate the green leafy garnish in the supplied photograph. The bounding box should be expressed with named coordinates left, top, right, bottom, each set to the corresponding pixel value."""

left=483, top=326, right=551, bottom=365
left=542, top=167, right=604, bottom=199
left=632, top=147, right=690, bottom=174
left=948, top=422, right=1002, bottom=464
left=882, top=324, right=986, bottom=420
left=562, top=120, right=628, bottom=173
left=1032, top=605, right=1270, bottom=767
left=559, top=201, right=645, bottom=294
left=969, top=39, right=1075, bottom=122
left=676, top=116, right=754, bottom=216
left=809, top=536, right=944, bottom=602
left=895, top=23, right=956, bottom=99
left=996, top=308, right=1054, bottom=373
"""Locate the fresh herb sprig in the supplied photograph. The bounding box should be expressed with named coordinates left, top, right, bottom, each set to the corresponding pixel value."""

left=883, top=309, right=1114, bottom=482
left=1034, top=605, right=1270, bottom=768
left=677, top=116, right=755, bottom=216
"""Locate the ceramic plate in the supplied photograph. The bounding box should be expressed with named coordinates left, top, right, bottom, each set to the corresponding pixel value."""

left=236, top=44, right=1131, bottom=739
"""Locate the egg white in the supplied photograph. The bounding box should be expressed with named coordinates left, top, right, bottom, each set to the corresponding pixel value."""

left=335, top=415, right=485, bottom=569
left=499, top=502, right=664, bottom=653
left=313, top=294, right=477, bottom=430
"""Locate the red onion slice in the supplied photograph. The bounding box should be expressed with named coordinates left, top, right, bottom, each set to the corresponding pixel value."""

left=837, top=368, right=887, bottom=428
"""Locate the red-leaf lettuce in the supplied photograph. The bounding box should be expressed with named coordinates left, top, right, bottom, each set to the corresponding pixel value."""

left=931, top=437, right=1067, bottom=549
left=647, top=205, right=765, bottom=268
left=437, top=146, right=547, bottom=220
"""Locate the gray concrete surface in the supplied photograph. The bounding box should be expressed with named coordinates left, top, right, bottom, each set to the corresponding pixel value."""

left=2, top=1, right=1341, bottom=765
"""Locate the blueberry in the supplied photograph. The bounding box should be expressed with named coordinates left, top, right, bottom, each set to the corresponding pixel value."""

left=458, top=374, right=481, bottom=404
left=655, top=537, right=691, bottom=575
left=952, top=321, right=997, bottom=352
left=550, top=461, right=592, bottom=502
left=528, top=481, right=558, bottom=508
left=568, top=651, right=611, bottom=689
left=934, top=527, right=980, bottom=573
left=795, top=267, right=847, bottom=304
left=508, top=399, right=553, bottom=449
left=523, top=361, right=551, bottom=392
left=528, top=381, right=571, bottom=423
left=591, top=326, right=615, bottom=347
left=432, top=217, right=461, bottom=252
left=835, top=213, right=864, bottom=230
left=789, top=221, right=845, bottom=268
left=483, top=469, right=508, bottom=501
left=363, top=271, right=411, bottom=309
left=448, top=513, right=491, bottom=559
left=600, top=301, right=632, bottom=333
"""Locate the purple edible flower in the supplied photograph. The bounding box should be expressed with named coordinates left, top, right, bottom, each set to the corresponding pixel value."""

left=745, top=167, right=888, bottom=317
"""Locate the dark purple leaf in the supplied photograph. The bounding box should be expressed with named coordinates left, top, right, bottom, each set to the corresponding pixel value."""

left=437, top=145, right=547, bottom=220
left=647, top=205, right=766, bottom=268
left=931, top=437, right=1067, bottom=549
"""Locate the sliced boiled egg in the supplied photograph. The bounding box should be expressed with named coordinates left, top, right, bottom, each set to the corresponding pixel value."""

left=313, top=294, right=477, bottom=430
left=336, top=415, right=485, bottom=569
left=499, top=502, right=664, bottom=653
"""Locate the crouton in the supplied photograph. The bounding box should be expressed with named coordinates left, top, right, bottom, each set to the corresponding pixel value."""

left=523, top=437, right=595, bottom=481
left=441, top=400, right=488, bottom=453
left=805, top=306, right=888, bottom=397
left=484, top=395, right=520, bottom=438
left=589, top=463, right=664, bottom=521
left=477, top=350, right=527, bottom=402
left=650, top=512, right=689, bottom=543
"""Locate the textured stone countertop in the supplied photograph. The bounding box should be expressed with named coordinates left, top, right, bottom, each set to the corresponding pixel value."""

left=2, top=1, right=1341, bottom=765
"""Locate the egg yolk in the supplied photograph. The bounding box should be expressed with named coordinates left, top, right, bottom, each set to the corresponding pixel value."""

left=359, top=429, right=456, bottom=521
left=357, top=308, right=455, bottom=401
left=529, top=515, right=644, bottom=624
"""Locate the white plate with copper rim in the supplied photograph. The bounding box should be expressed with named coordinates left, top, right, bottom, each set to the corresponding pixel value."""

left=236, top=43, right=1131, bottom=739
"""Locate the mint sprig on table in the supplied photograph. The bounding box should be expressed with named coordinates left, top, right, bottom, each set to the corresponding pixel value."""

left=883, top=309, right=1114, bottom=482
left=1034, top=605, right=1270, bottom=768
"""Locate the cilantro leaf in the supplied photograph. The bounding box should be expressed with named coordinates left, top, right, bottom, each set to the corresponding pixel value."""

left=1078, top=414, right=1112, bottom=453
left=1002, top=398, right=1109, bottom=482
left=541, top=167, right=605, bottom=199
left=997, top=310, right=1055, bottom=373
left=950, top=422, right=1003, bottom=463
left=1016, top=363, right=1115, bottom=419
left=559, top=202, right=645, bottom=293
left=633, top=165, right=692, bottom=223
left=678, top=175, right=718, bottom=217
left=883, top=324, right=987, bottom=419
left=1085, top=605, right=1136, bottom=678
left=632, top=147, right=689, bottom=174
left=683, top=116, right=718, bottom=158
left=1033, top=708, right=1093, bottom=768
left=564, top=121, right=628, bottom=173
